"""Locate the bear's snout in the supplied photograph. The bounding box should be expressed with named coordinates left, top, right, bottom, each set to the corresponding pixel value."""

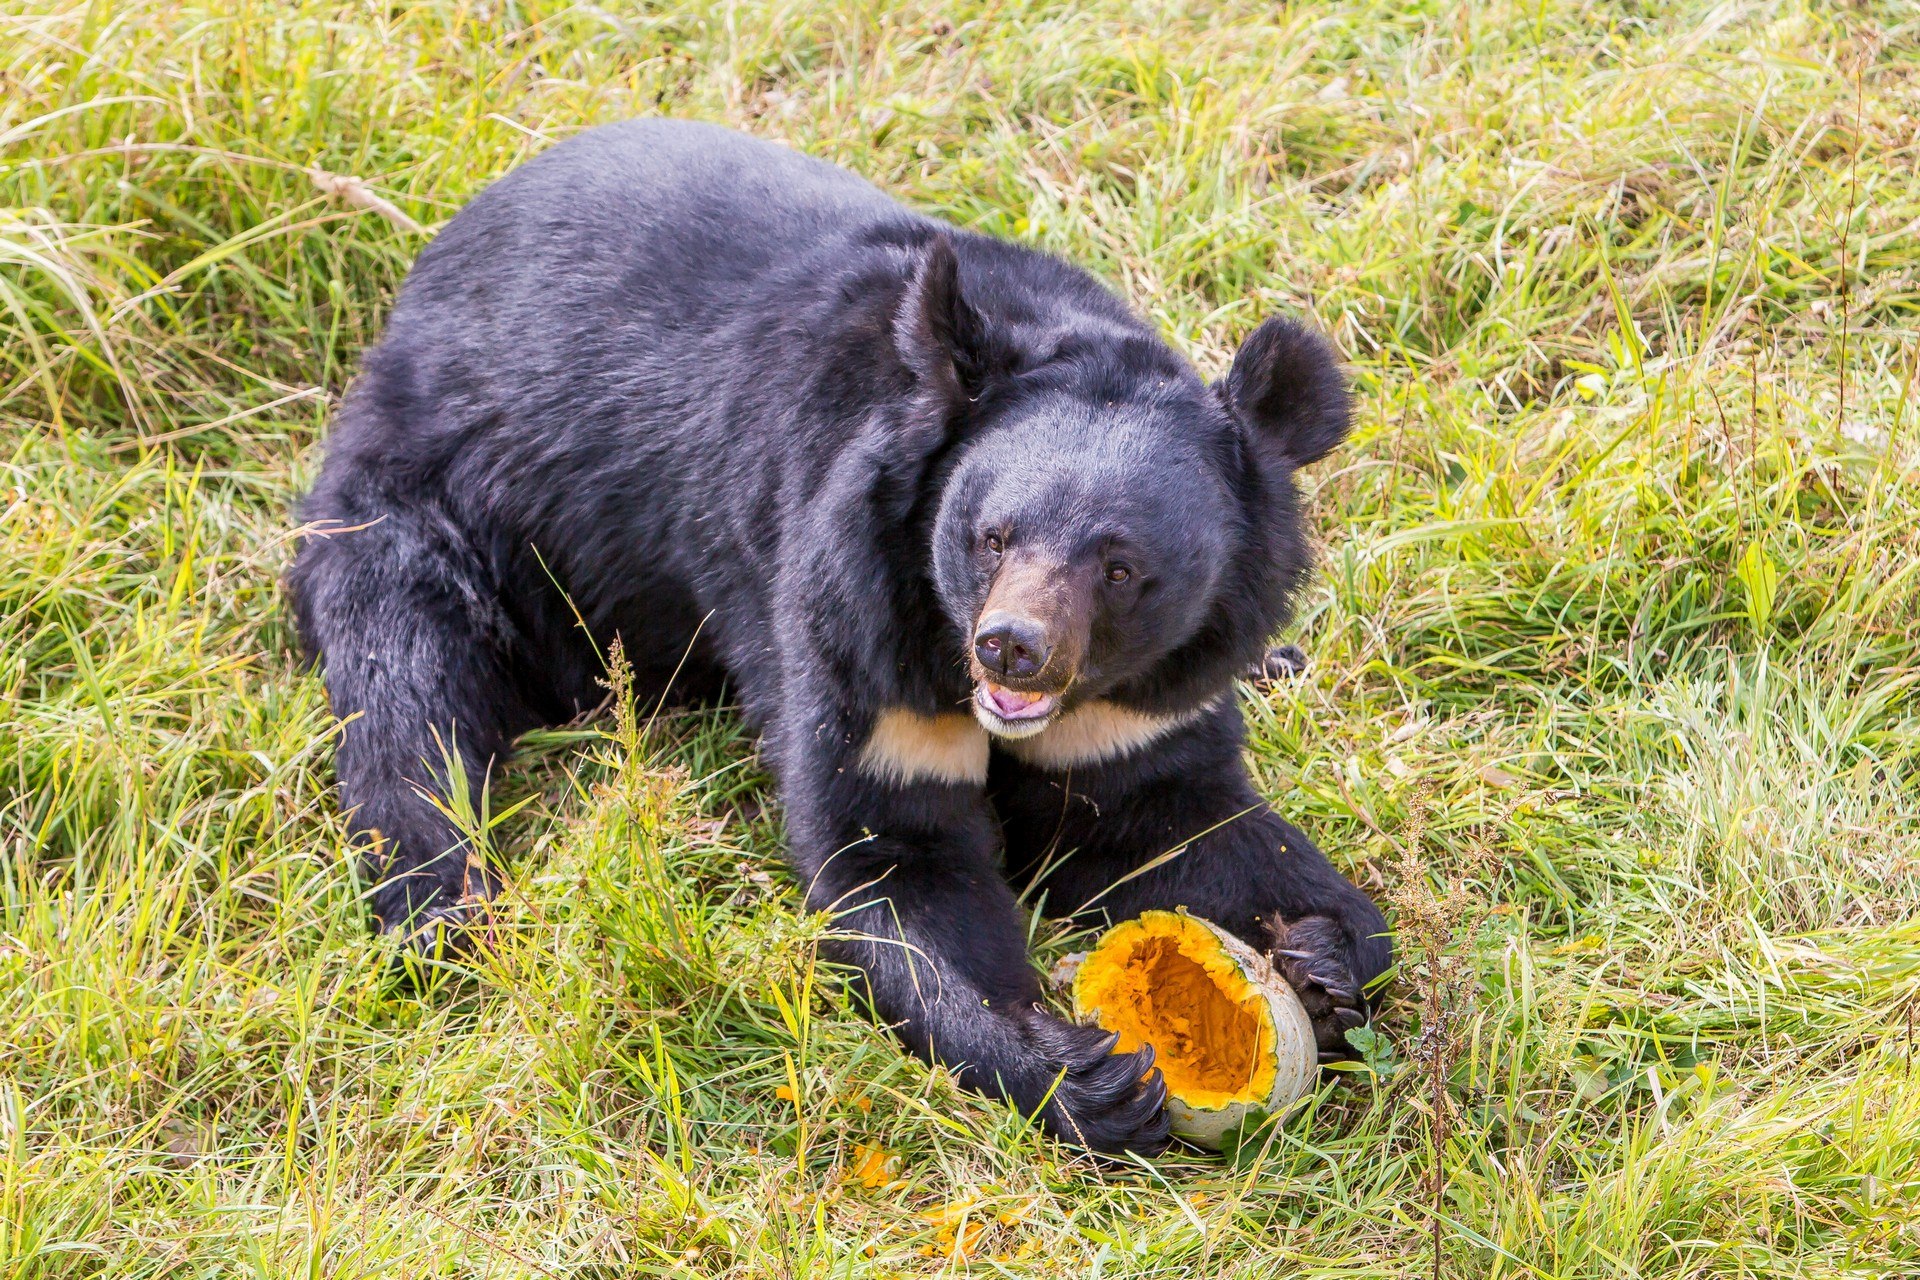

left=974, top=611, right=1049, bottom=679
left=967, top=552, right=1096, bottom=738
left=971, top=552, right=1092, bottom=690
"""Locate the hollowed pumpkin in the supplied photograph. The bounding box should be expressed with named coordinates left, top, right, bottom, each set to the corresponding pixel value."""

left=1070, top=910, right=1316, bottom=1148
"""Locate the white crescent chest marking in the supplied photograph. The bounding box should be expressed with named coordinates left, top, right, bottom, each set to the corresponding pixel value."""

left=999, top=697, right=1219, bottom=772
left=858, top=708, right=991, bottom=787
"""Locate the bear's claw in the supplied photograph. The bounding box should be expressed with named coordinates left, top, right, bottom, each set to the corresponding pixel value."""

left=1249, top=643, right=1309, bottom=681
left=388, top=897, right=491, bottom=970
left=1266, top=913, right=1369, bottom=1059
left=1026, top=1015, right=1171, bottom=1156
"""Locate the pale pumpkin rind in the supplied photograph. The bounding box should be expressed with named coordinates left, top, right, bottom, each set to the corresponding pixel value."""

left=1070, top=910, right=1316, bottom=1149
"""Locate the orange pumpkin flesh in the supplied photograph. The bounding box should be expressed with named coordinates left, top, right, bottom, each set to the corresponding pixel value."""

left=1071, top=912, right=1277, bottom=1112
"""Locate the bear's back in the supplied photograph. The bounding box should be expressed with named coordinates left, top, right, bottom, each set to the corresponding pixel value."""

left=394, top=119, right=905, bottom=333
left=333, top=119, right=925, bottom=502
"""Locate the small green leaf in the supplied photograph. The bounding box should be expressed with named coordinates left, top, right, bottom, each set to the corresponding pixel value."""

left=1345, top=1024, right=1401, bottom=1079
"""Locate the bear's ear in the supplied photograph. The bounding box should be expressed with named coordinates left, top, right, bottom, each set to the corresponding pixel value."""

left=894, top=234, right=1011, bottom=402
left=1219, top=316, right=1351, bottom=466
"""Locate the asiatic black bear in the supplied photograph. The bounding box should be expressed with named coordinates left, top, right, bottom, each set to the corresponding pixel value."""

left=290, top=118, right=1390, bottom=1154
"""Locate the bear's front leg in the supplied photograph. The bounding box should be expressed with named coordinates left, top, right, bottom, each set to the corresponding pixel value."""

left=775, top=704, right=1170, bottom=1155
left=992, top=698, right=1392, bottom=1061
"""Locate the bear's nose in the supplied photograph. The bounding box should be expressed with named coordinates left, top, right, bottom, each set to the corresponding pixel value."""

left=974, top=612, right=1050, bottom=679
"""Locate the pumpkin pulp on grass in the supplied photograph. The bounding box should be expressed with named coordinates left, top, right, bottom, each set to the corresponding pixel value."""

left=1072, top=912, right=1277, bottom=1111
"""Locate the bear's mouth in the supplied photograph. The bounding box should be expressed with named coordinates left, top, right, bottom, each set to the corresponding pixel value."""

left=973, top=680, right=1060, bottom=739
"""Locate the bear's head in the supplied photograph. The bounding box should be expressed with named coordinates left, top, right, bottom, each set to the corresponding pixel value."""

left=895, top=236, right=1350, bottom=741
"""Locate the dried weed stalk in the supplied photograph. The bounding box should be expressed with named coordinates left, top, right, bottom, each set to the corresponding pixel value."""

left=1387, top=786, right=1499, bottom=1280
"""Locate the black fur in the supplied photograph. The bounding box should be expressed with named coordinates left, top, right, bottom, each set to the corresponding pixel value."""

left=290, top=119, right=1391, bottom=1154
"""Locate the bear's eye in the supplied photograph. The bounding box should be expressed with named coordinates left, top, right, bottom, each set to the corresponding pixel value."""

left=983, top=531, right=1004, bottom=555
left=1106, top=563, right=1132, bottom=584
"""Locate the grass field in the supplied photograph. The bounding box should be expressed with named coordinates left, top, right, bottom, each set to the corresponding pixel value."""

left=6, top=0, right=1920, bottom=1275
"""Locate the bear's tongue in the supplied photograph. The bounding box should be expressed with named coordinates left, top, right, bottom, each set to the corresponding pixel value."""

left=983, top=681, right=1055, bottom=720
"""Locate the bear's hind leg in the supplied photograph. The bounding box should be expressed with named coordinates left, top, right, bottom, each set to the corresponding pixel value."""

left=290, top=510, right=541, bottom=949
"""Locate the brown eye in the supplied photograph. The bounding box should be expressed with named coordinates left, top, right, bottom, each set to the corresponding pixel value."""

left=984, top=531, right=1004, bottom=555
left=1106, top=563, right=1132, bottom=584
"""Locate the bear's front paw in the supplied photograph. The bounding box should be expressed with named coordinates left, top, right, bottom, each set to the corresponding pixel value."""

left=1265, top=914, right=1369, bottom=1063
left=1024, top=1014, right=1171, bottom=1156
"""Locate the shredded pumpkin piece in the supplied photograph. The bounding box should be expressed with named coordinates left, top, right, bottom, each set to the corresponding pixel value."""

left=1073, top=913, right=1278, bottom=1110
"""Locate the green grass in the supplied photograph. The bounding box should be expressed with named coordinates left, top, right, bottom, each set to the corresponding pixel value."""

left=4, top=0, right=1920, bottom=1274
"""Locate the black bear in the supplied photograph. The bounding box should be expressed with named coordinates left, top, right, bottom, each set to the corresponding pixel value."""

left=290, top=119, right=1390, bottom=1154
